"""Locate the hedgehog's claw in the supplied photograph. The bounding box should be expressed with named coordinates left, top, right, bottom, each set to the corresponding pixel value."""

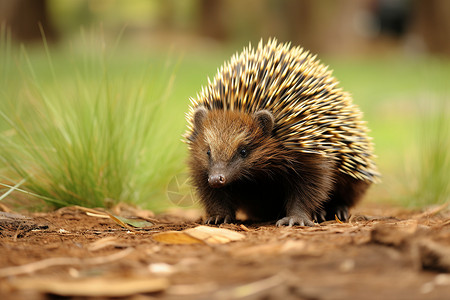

left=205, top=215, right=234, bottom=225
left=313, top=206, right=350, bottom=223
left=276, top=216, right=315, bottom=227
left=312, top=210, right=327, bottom=223
left=335, top=206, right=349, bottom=222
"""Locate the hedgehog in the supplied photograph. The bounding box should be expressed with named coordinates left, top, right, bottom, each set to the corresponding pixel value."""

left=184, top=39, right=379, bottom=226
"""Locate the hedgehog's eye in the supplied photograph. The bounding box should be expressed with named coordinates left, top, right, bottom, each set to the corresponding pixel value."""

left=239, top=148, right=248, bottom=158
left=206, top=149, right=211, bottom=157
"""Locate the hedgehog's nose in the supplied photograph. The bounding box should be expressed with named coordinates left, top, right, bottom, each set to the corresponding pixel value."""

left=208, top=174, right=226, bottom=188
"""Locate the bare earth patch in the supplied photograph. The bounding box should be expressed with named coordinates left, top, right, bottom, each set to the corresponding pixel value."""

left=0, top=204, right=449, bottom=300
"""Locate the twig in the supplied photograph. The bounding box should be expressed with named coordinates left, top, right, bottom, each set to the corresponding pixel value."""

left=413, top=203, right=449, bottom=220
left=0, top=248, right=134, bottom=278
left=75, top=206, right=136, bottom=231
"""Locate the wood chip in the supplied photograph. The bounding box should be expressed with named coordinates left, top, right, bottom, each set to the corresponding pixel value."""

left=240, top=224, right=251, bottom=231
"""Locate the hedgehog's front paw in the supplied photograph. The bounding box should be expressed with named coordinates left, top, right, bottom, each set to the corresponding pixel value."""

left=276, top=216, right=315, bottom=227
left=205, top=214, right=235, bottom=225
left=313, top=205, right=349, bottom=223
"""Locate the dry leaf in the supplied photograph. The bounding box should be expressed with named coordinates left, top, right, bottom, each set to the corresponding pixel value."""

left=152, top=226, right=245, bottom=245
left=13, top=277, right=168, bottom=297
left=114, top=216, right=153, bottom=228
left=184, top=225, right=245, bottom=244
left=152, top=231, right=203, bottom=244
left=85, top=212, right=110, bottom=219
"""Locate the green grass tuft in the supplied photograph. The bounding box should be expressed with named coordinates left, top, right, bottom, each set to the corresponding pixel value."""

left=406, top=98, right=449, bottom=207
left=0, top=32, right=185, bottom=210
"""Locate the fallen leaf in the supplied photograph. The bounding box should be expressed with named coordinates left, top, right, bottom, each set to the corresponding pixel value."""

left=115, top=216, right=153, bottom=228
left=184, top=225, right=245, bottom=244
left=152, top=226, right=246, bottom=245
left=107, top=214, right=136, bottom=231
left=85, top=212, right=110, bottom=219
left=13, top=276, right=168, bottom=297
left=152, top=231, right=203, bottom=244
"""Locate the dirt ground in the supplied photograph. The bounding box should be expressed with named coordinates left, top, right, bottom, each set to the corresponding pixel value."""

left=0, top=203, right=449, bottom=300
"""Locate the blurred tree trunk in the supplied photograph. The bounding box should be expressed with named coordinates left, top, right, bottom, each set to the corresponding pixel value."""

left=283, top=0, right=316, bottom=50
left=412, top=0, right=450, bottom=55
left=278, top=0, right=373, bottom=55
left=0, top=0, right=58, bottom=43
left=198, top=0, right=227, bottom=41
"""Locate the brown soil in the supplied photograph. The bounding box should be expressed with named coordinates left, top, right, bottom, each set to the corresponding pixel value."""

left=0, top=204, right=449, bottom=300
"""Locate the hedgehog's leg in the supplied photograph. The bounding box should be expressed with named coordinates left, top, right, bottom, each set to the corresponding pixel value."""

left=319, top=173, right=370, bottom=222
left=277, top=154, right=336, bottom=227
left=276, top=198, right=315, bottom=227
left=205, top=214, right=235, bottom=225
left=201, top=190, right=237, bottom=225
left=204, top=205, right=236, bottom=225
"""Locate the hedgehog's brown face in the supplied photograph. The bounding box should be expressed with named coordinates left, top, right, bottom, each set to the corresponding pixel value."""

left=189, top=107, right=274, bottom=188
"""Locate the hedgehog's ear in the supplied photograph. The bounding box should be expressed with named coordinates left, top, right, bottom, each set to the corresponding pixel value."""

left=189, top=106, right=208, bottom=141
left=253, top=110, right=274, bottom=136
left=193, top=106, right=208, bottom=129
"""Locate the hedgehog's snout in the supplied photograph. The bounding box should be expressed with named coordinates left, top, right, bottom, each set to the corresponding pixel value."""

left=208, top=174, right=226, bottom=188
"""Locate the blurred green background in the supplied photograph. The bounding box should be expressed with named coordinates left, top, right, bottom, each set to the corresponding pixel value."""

left=0, top=0, right=448, bottom=211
